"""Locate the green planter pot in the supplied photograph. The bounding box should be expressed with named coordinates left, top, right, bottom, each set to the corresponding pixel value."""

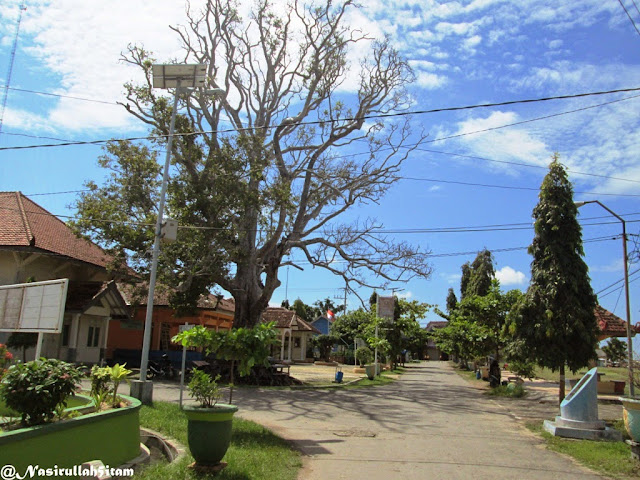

left=0, top=394, right=141, bottom=473
left=620, top=397, right=640, bottom=442
left=365, top=364, right=376, bottom=380
left=183, top=404, right=238, bottom=466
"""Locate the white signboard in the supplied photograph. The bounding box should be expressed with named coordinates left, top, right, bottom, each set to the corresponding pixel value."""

left=0, top=279, right=69, bottom=333
left=377, top=296, right=395, bottom=320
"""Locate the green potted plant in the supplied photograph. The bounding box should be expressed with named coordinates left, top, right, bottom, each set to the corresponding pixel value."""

left=619, top=355, right=640, bottom=442
left=172, top=323, right=279, bottom=467
left=355, top=346, right=373, bottom=368
left=0, top=358, right=82, bottom=426
left=182, top=369, right=238, bottom=467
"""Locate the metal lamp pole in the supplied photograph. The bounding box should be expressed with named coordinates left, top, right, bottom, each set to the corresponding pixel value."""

left=576, top=200, right=635, bottom=397
left=133, top=64, right=207, bottom=403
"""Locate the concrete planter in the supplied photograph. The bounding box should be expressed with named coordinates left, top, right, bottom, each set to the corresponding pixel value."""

left=620, top=396, right=640, bottom=442
left=365, top=365, right=376, bottom=380
left=0, top=394, right=141, bottom=473
left=183, top=404, right=238, bottom=466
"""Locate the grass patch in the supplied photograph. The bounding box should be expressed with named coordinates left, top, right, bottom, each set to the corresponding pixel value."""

left=534, top=366, right=632, bottom=395
left=345, top=369, right=400, bottom=388
left=487, top=384, right=526, bottom=398
left=525, top=420, right=639, bottom=479
left=135, top=402, right=301, bottom=480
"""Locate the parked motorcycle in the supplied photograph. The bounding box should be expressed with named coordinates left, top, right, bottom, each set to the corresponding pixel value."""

left=147, top=353, right=176, bottom=380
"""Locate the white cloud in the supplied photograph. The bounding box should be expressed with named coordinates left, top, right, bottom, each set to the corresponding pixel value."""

left=590, top=258, right=623, bottom=273
left=440, top=273, right=461, bottom=284
left=451, top=111, right=551, bottom=172
left=396, top=291, right=413, bottom=299
left=495, top=266, right=527, bottom=286
left=415, top=71, right=447, bottom=89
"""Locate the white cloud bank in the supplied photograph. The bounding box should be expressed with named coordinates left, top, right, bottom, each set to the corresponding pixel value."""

left=495, top=266, right=527, bottom=286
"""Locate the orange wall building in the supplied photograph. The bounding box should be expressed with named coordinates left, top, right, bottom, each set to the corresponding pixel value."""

left=106, top=286, right=234, bottom=359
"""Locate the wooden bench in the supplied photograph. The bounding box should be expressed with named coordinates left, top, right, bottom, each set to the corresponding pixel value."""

left=271, top=364, right=291, bottom=376
left=507, top=376, right=524, bottom=385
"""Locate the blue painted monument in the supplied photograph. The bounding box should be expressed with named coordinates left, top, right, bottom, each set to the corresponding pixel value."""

left=543, top=367, right=621, bottom=441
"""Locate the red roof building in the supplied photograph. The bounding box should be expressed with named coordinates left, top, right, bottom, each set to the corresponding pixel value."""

left=261, top=307, right=320, bottom=362
left=0, top=192, right=129, bottom=365
left=595, top=305, right=640, bottom=340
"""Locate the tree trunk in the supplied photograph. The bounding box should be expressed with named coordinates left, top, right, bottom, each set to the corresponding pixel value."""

left=559, top=365, right=566, bottom=404
left=233, top=289, right=265, bottom=329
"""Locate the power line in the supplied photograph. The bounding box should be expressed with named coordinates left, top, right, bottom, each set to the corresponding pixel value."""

left=401, top=176, right=640, bottom=197
left=408, top=147, right=640, bottom=185
left=0, top=85, right=118, bottom=106
left=3, top=201, right=640, bottom=234
left=24, top=189, right=90, bottom=196
left=617, top=0, right=640, bottom=37
left=2, top=86, right=640, bottom=152
left=3, top=90, right=640, bottom=191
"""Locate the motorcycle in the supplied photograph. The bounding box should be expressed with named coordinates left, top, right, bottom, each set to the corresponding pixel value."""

left=147, top=353, right=176, bottom=380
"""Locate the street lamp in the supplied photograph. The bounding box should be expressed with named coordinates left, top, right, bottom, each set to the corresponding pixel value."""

left=576, top=200, right=635, bottom=397
left=131, top=63, right=217, bottom=404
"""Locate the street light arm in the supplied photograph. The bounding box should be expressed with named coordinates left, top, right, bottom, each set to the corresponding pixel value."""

left=576, top=199, right=634, bottom=397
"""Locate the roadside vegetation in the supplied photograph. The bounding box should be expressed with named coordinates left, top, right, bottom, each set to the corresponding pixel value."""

left=135, top=402, right=301, bottom=480
left=526, top=421, right=639, bottom=479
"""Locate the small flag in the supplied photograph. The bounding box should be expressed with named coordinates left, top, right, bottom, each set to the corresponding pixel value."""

left=327, top=310, right=335, bottom=321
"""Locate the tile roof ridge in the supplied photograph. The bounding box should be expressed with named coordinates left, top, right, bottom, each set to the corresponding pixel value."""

left=14, top=191, right=34, bottom=245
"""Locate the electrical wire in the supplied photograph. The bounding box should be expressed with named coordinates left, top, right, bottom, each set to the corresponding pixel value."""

left=2, top=201, right=639, bottom=234
left=0, top=85, right=118, bottom=106
left=2, top=86, right=640, bottom=152
left=617, top=0, right=640, bottom=37
left=401, top=176, right=640, bottom=197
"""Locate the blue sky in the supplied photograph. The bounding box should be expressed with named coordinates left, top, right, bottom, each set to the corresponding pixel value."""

left=1, top=0, right=640, bottom=345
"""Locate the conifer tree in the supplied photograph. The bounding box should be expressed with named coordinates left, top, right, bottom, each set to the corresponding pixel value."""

left=510, top=156, right=597, bottom=403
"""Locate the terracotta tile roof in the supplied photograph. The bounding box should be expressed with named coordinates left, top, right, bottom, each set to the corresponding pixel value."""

left=595, top=305, right=640, bottom=337
left=261, top=307, right=321, bottom=333
left=425, top=321, right=448, bottom=332
left=66, top=280, right=131, bottom=319
left=0, top=191, right=110, bottom=268
left=117, top=282, right=235, bottom=312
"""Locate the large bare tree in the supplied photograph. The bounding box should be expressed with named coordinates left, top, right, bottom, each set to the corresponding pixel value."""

left=74, top=0, right=432, bottom=327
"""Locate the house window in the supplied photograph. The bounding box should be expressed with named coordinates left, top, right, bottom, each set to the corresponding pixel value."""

left=61, top=324, right=70, bottom=347
left=87, top=326, right=100, bottom=348
left=294, top=337, right=301, bottom=348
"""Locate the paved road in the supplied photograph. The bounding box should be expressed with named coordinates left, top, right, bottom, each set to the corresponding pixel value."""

left=143, top=361, right=609, bottom=479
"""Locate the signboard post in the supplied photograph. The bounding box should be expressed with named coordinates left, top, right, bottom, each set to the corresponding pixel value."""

left=375, top=295, right=395, bottom=375
left=178, top=323, right=195, bottom=408
left=0, top=279, right=69, bottom=360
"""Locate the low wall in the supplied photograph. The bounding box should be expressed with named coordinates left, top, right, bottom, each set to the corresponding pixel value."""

left=0, top=394, right=141, bottom=474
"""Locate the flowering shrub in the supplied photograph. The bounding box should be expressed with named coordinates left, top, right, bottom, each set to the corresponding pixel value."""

left=0, top=358, right=83, bottom=426
left=0, top=344, right=12, bottom=379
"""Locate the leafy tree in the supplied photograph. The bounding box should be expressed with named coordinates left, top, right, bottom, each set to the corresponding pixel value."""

left=331, top=309, right=372, bottom=346
left=173, top=323, right=279, bottom=403
left=362, top=298, right=429, bottom=369
left=292, top=299, right=314, bottom=323
left=431, top=317, right=490, bottom=368
left=313, top=298, right=344, bottom=317
left=460, top=263, right=471, bottom=300
left=312, top=335, right=338, bottom=362
left=466, top=249, right=495, bottom=298
left=456, top=280, right=522, bottom=362
left=280, top=299, right=291, bottom=309
left=446, top=288, right=458, bottom=314
left=602, top=337, right=627, bottom=365
left=509, top=157, right=598, bottom=403
left=72, top=0, right=432, bottom=328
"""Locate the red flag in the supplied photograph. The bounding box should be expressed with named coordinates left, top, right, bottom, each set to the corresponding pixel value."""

left=327, top=309, right=335, bottom=321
